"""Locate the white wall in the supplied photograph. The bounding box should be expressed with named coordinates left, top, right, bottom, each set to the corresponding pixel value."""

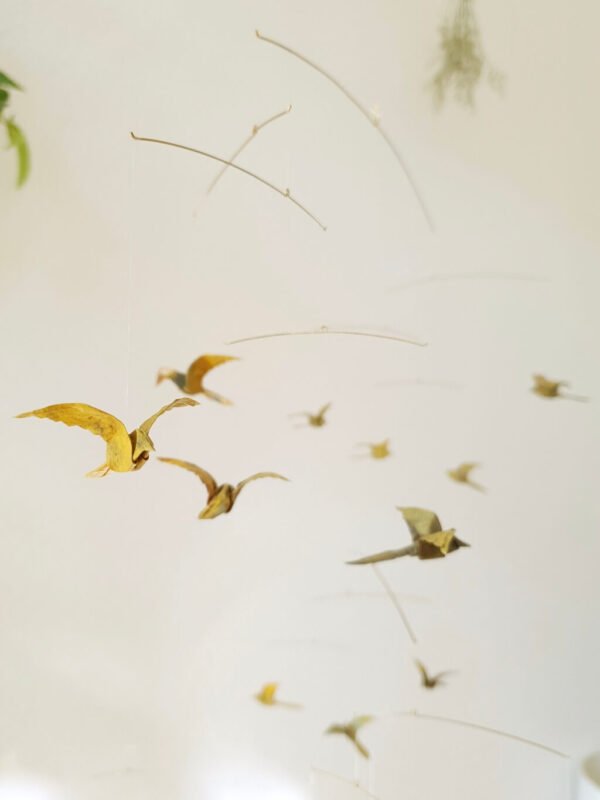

left=1, top=1, right=599, bottom=798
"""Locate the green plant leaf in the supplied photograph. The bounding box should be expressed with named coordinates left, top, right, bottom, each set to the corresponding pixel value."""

left=0, top=71, right=22, bottom=91
left=5, top=118, right=30, bottom=187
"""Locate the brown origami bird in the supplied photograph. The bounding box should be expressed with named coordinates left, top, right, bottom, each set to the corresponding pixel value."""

left=156, top=354, right=238, bottom=404
left=158, top=457, right=288, bottom=518
left=325, top=716, right=373, bottom=759
left=415, top=659, right=453, bottom=689
left=355, top=439, right=391, bottom=459
left=254, top=682, right=302, bottom=709
left=531, top=374, right=588, bottom=402
left=16, top=398, right=198, bottom=477
left=447, top=462, right=485, bottom=492
left=347, top=507, right=469, bottom=565
left=290, top=402, right=331, bottom=428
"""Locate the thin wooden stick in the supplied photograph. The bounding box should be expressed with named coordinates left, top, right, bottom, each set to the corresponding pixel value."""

left=393, top=273, right=550, bottom=291
left=395, top=709, right=568, bottom=759
left=256, top=30, right=434, bottom=231
left=206, top=104, right=292, bottom=194
left=130, top=131, right=326, bottom=231
left=226, top=325, right=427, bottom=346
left=310, top=766, right=380, bottom=799
left=372, top=564, right=417, bottom=644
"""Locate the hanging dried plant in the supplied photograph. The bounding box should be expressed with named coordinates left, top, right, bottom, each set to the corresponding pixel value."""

left=430, top=0, right=504, bottom=108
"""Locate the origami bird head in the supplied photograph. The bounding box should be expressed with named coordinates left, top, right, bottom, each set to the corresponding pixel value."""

left=156, top=367, right=180, bottom=386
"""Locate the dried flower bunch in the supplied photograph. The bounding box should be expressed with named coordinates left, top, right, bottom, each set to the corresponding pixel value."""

left=431, top=0, right=503, bottom=108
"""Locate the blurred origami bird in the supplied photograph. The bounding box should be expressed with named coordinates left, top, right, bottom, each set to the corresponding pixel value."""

left=156, top=354, right=238, bottom=403
left=347, top=507, right=469, bottom=565
left=415, top=659, right=453, bottom=689
left=158, top=457, right=288, bottom=518
left=16, top=398, right=198, bottom=477
left=355, top=439, right=391, bottom=459
left=290, top=402, right=331, bottom=427
left=254, top=682, right=302, bottom=709
left=447, top=462, right=485, bottom=492
left=531, top=374, right=588, bottom=402
left=325, top=716, right=373, bottom=759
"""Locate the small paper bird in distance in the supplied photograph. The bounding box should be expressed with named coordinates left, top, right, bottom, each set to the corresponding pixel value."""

left=355, top=439, right=391, bottom=459
left=447, top=462, right=485, bottom=492
left=158, top=458, right=288, bottom=519
left=156, top=355, right=238, bottom=404
left=347, top=507, right=469, bottom=565
left=16, top=399, right=198, bottom=477
left=415, top=659, right=454, bottom=689
left=325, top=716, right=374, bottom=759
left=531, top=374, right=588, bottom=402
left=254, top=682, right=302, bottom=709
left=290, top=403, right=331, bottom=428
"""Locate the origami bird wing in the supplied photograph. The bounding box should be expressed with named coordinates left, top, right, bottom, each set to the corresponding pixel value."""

left=415, top=660, right=430, bottom=685
left=138, top=398, right=198, bottom=435
left=346, top=546, right=414, bottom=565
left=232, top=472, right=289, bottom=501
left=456, top=462, right=478, bottom=480
left=186, top=355, right=237, bottom=393
left=398, top=507, right=442, bottom=540
left=158, top=458, right=218, bottom=498
left=261, top=683, right=278, bottom=703
left=317, top=402, right=331, bottom=417
left=349, top=715, right=373, bottom=733
left=418, top=529, right=459, bottom=558
left=16, top=403, right=132, bottom=471
left=352, top=737, right=370, bottom=759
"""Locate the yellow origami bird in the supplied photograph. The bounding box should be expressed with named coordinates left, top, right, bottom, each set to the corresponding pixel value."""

left=16, top=398, right=198, bottom=477
left=290, top=402, right=331, bottom=428
left=156, top=354, right=238, bottom=404
left=355, top=439, right=391, bottom=459
left=325, top=715, right=374, bottom=759
left=347, top=507, right=469, bottom=565
left=254, top=682, right=302, bottom=709
left=158, top=458, right=289, bottom=518
left=531, top=374, right=588, bottom=402
left=447, top=462, right=485, bottom=492
left=415, top=659, right=454, bottom=689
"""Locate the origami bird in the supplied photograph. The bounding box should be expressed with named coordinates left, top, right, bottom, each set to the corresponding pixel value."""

left=447, top=462, right=485, bottom=492
left=156, top=354, right=238, bottom=403
left=347, top=507, right=469, bottom=565
left=158, top=458, right=288, bottom=519
left=254, top=682, right=302, bottom=709
left=290, top=402, right=331, bottom=427
left=325, top=716, right=373, bottom=759
left=415, top=659, right=453, bottom=689
left=16, top=398, right=198, bottom=477
left=531, top=374, right=588, bottom=402
left=355, top=439, right=391, bottom=459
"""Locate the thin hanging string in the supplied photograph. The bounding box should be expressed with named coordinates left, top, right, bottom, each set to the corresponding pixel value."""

left=125, top=125, right=137, bottom=415
left=371, top=564, right=417, bottom=644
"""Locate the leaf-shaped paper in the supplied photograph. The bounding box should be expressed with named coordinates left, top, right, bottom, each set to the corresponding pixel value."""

left=6, top=118, right=30, bottom=187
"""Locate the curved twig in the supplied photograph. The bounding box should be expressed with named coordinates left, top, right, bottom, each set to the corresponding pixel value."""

left=256, top=30, right=434, bottom=231
left=395, top=710, right=568, bottom=759
left=130, top=131, right=326, bottom=231
left=226, top=325, right=427, bottom=346
left=372, top=564, right=417, bottom=644
left=206, top=105, right=292, bottom=194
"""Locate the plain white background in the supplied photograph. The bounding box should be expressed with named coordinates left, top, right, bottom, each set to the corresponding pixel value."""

left=1, top=1, right=599, bottom=798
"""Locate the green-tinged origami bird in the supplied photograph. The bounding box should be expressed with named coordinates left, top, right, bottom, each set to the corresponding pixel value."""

left=158, top=458, right=288, bottom=518
left=531, top=374, right=588, bottom=402
left=355, top=439, right=391, bottom=459
left=290, top=402, right=331, bottom=428
left=325, top=716, right=374, bottom=759
left=156, top=354, right=238, bottom=404
left=415, top=659, right=454, bottom=689
left=347, top=507, right=469, bottom=565
left=447, top=462, right=485, bottom=492
left=16, top=398, right=198, bottom=477
left=254, top=682, right=302, bottom=709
